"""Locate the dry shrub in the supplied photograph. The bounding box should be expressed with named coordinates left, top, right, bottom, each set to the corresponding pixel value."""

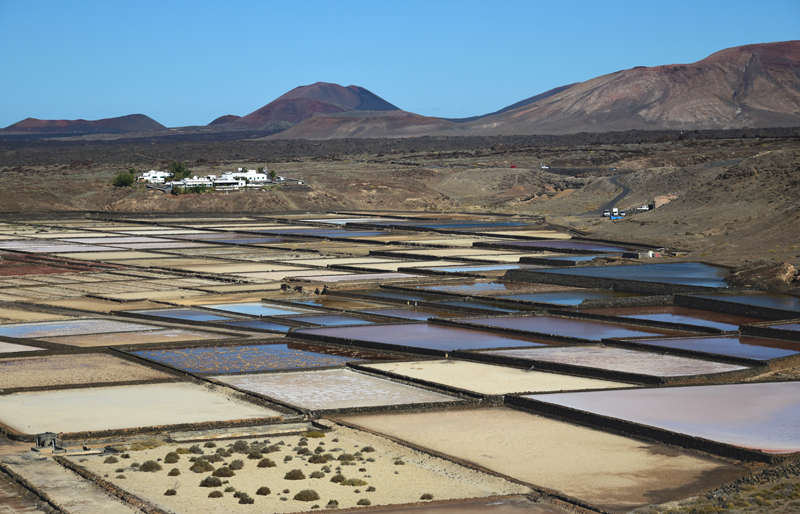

left=256, top=486, right=271, bottom=496
left=212, top=466, right=235, bottom=478
left=257, top=458, right=276, bottom=468
left=139, top=460, right=162, bottom=473
left=103, top=456, right=118, bottom=464
left=163, top=452, right=179, bottom=464
left=164, top=489, right=176, bottom=496
left=208, top=490, right=223, bottom=498
left=294, top=489, right=320, bottom=502
left=168, top=468, right=180, bottom=476
left=284, top=469, right=305, bottom=480
left=199, top=476, right=222, bottom=488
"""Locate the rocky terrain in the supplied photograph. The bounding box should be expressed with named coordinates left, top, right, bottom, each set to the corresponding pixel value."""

left=1, top=130, right=798, bottom=269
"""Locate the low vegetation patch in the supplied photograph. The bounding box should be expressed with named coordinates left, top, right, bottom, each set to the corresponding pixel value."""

left=139, top=460, right=162, bottom=472
left=294, top=489, right=321, bottom=502
left=164, top=489, right=176, bottom=496
left=199, top=476, right=222, bottom=488
left=256, top=486, right=271, bottom=496
left=257, top=458, right=276, bottom=468
left=285, top=469, right=306, bottom=480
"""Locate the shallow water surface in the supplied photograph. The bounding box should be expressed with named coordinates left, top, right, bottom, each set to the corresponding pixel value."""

left=496, top=291, right=637, bottom=305
left=130, top=308, right=234, bottom=322
left=0, top=319, right=158, bottom=339
left=695, top=293, right=800, bottom=311
left=297, top=323, right=552, bottom=351
left=627, top=335, right=800, bottom=360
left=501, top=241, right=630, bottom=252
left=286, top=314, right=375, bottom=326
left=461, top=315, right=685, bottom=340
left=526, top=382, right=800, bottom=453
left=538, top=262, right=729, bottom=288
left=204, top=302, right=310, bottom=317
left=131, top=342, right=392, bottom=373
left=576, top=305, right=763, bottom=331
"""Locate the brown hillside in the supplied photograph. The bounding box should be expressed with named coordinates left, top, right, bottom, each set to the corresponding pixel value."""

left=449, top=41, right=800, bottom=135
left=233, top=98, right=350, bottom=130
left=1, top=114, right=165, bottom=135
left=275, top=82, right=400, bottom=111
left=208, top=114, right=240, bottom=126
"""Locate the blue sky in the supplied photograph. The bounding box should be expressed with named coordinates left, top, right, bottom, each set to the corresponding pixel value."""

left=1, top=0, right=797, bottom=128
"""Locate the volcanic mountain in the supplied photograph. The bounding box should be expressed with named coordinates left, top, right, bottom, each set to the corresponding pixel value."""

left=453, top=40, right=800, bottom=135
left=227, top=82, right=404, bottom=131
left=1, top=114, right=165, bottom=135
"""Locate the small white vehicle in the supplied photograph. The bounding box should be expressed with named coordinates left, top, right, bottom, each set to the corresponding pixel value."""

left=603, top=210, right=610, bottom=217
left=612, top=207, right=619, bottom=216
left=636, top=205, right=650, bottom=212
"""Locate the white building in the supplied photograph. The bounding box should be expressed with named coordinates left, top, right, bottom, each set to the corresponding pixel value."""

left=139, top=170, right=173, bottom=184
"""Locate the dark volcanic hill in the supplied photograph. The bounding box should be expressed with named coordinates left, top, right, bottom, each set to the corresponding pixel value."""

left=275, top=82, right=399, bottom=111
left=208, top=114, right=240, bottom=125
left=1, top=114, right=165, bottom=135
left=455, top=41, right=800, bottom=135
left=230, top=82, right=402, bottom=131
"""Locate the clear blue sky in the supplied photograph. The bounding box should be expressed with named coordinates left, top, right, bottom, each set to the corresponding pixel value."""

left=1, top=0, right=798, bottom=128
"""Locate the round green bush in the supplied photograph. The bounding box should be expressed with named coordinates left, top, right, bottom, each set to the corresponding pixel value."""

left=294, top=489, right=320, bottom=502
left=167, top=468, right=180, bottom=477
left=420, top=493, right=434, bottom=500
left=233, top=440, right=249, bottom=453
left=208, top=490, right=223, bottom=498
left=284, top=469, right=305, bottom=480
left=297, top=448, right=312, bottom=456
left=204, top=442, right=216, bottom=448
left=329, top=473, right=345, bottom=484
left=367, top=486, right=376, bottom=492
left=256, top=486, right=271, bottom=496
left=212, top=467, right=235, bottom=478
left=229, top=459, right=244, bottom=470
left=360, top=446, right=375, bottom=453
left=239, top=494, right=254, bottom=504
left=189, top=459, right=214, bottom=473
left=357, top=498, right=371, bottom=506
left=309, top=471, right=325, bottom=479
left=199, top=476, right=222, bottom=488
left=164, top=489, right=176, bottom=496
left=104, top=456, right=118, bottom=464
left=257, top=458, right=277, bottom=468
left=139, top=460, right=162, bottom=472
left=248, top=451, right=263, bottom=460
left=326, top=500, right=339, bottom=508
left=163, top=452, right=179, bottom=464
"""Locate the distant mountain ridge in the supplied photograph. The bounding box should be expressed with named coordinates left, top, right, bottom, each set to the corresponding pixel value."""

left=1, top=114, right=164, bottom=135
left=4, top=41, right=799, bottom=138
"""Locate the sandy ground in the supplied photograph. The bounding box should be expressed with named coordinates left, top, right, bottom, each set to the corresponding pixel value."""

left=29, top=298, right=165, bottom=313
left=0, top=353, right=172, bottom=389
left=214, top=369, right=458, bottom=410
left=0, top=382, right=283, bottom=434
left=363, top=360, right=634, bottom=395
left=340, top=408, right=748, bottom=513
left=70, top=423, right=529, bottom=513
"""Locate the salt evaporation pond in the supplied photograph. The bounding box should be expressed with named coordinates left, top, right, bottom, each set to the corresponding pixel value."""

left=625, top=335, right=800, bottom=360
left=365, top=360, right=633, bottom=395
left=486, top=346, right=748, bottom=377
left=0, top=319, right=159, bottom=339
left=769, top=323, right=800, bottom=332
left=222, top=320, right=293, bottom=332
left=290, top=297, right=389, bottom=310
left=367, top=496, right=576, bottom=514
left=575, top=305, right=763, bottom=331
left=362, top=307, right=456, bottom=320
left=41, top=328, right=235, bottom=347
left=499, top=241, right=631, bottom=252
left=537, top=262, right=730, bottom=288
left=204, top=302, right=313, bottom=317
left=495, top=291, right=637, bottom=305
left=297, top=323, right=554, bottom=352
left=0, top=382, right=283, bottom=435
left=0, top=341, right=45, bottom=353
left=694, top=293, right=800, bottom=311
left=129, top=308, right=235, bottom=322
left=439, top=300, right=520, bottom=312
left=131, top=342, right=393, bottom=374
left=460, top=315, right=687, bottom=340
left=286, top=314, right=375, bottom=326
left=424, top=264, right=533, bottom=273
left=526, top=382, right=800, bottom=453
left=214, top=368, right=458, bottom=410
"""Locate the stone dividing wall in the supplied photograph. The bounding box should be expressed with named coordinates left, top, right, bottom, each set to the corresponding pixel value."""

left=346, top=362, right=489, bottom=400
left=0, top=461, right=66, bottom=514
left=52, top=456, right=170, bottom=514
left=505, top=269, right=726, bottom=295
left=560, top=311, right=724, bottom=334
left=324, top=290, right=510, bottom=316
left=675, top=295, right=800, bottom=321
left=503, top=395, right=786, bottom=464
